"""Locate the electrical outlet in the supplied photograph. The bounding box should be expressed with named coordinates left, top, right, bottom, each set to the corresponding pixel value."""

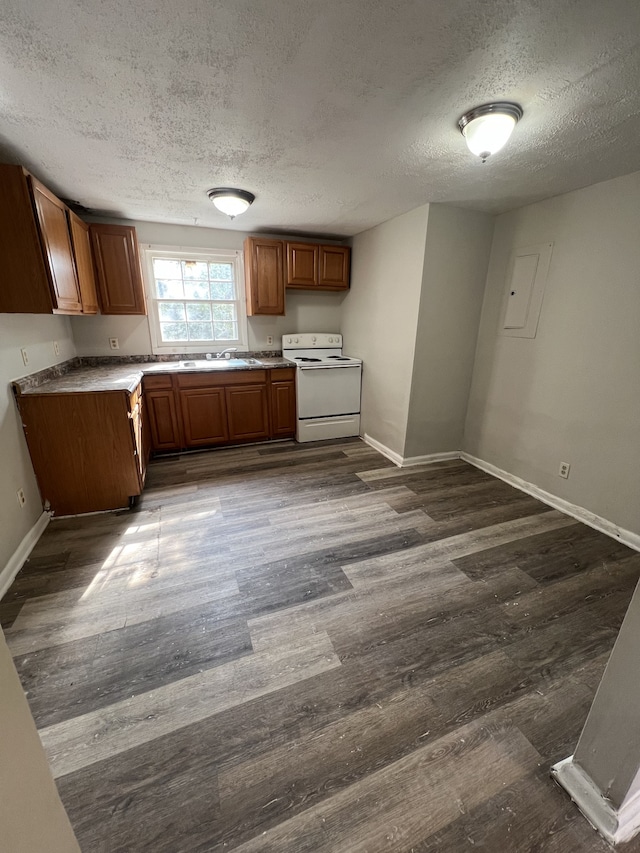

left=266, top=335, right=273, bottom=346
left=20, top=347, right=29, bottom=366
left=53, top=340, right=60, bottom=356
left=559, top=462, right=571, bottom=479
left=16, top=488, right=26, bottom=508
left=109, top=337, right=120, bottom=350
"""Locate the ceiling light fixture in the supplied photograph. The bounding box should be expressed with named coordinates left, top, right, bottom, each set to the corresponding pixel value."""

left=458, top=102, right=523, bottom=163
left=207, top=187, right=256, bottom=218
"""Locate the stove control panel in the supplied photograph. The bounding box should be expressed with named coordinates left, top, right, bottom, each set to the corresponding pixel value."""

left=283, top=333, right=342, bottom=349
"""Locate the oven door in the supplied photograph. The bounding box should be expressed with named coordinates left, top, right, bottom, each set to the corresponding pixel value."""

left=296, top=364, right=362, bottom=418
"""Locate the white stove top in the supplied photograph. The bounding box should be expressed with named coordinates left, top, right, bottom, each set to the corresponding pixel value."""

left=282, top=333, right=361, bottom=368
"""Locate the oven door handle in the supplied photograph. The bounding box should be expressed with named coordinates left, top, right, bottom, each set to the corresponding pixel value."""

left=296, top=363, right=361, bottom=370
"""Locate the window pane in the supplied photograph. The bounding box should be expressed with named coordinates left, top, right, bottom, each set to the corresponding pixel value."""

left=156, top=279, right=184, bottom=299
left=160, top=322, right=188, bottom=341
left=210, top=280, right=235, bottom=300
left=213, top=321, right=237, bottom=340
left=212, top=303, right=236, bottom=322
left=209, top=263, right=234, bottom=280
left=184, top=281, right=210, bottom=300
left=182, top=261, right=209, bottom=280
left=186, top=303, right=212, bottom=322
left=153, top=258, right=181, bottom=279
left=188, top=322, right=214, bottom=341
left=159, top=302, right=186, bottom=322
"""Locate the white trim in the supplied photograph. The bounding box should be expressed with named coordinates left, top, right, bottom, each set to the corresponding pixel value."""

left=362, top=434, right=404, bottom=466
left=0, top=511, right=50, bottom=600
left=140, top=244, right=248, bottom=355
left=552, top=756, right=640, bottom=845
left=360, top=439, right=640, bottom=553
left=362, top=434, right=461, bottom=469
left=461, top=452, right=640, bottom=553
left=402, top=451, right=461, bottom=467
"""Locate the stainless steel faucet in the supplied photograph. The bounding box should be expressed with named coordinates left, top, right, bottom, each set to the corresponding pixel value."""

left=216, top=347, right=238, bottom=359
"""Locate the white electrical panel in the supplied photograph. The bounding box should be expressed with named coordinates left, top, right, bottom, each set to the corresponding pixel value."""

left=501, top=242, right=553, bottom=339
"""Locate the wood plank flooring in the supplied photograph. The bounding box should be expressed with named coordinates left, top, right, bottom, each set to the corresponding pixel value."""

left=3, top=438, right=640, bottom=852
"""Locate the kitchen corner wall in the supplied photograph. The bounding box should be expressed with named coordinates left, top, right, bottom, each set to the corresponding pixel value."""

left=0, top=315, right=75, bottom=577
left=69, top=220, right=346, bottom=356
left=341, top=205, right=430, bottom=458
left=464, top=169, right=640, bottom=537
left=404, top=205, right=494, bottom=458
left=0, top=632, right=80, bottom=851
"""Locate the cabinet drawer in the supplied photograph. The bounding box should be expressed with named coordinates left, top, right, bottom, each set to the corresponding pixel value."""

left=177, top=370, right=266, bottom=389
left=271, top=367, right=295, bottom=381
left=144, top=373, right=174, bottom=390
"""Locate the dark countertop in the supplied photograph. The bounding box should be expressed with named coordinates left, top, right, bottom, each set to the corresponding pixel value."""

left=15, top=357, right=295, bottom=396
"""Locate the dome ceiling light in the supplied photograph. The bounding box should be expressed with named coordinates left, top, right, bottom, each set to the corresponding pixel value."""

left=458, top=102, right=523, bottom=163
left=207, top=187, right=256, bottom=218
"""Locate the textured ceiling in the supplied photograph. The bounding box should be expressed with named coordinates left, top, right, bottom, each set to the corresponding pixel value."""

left=1, top=0, right=640, bottom=236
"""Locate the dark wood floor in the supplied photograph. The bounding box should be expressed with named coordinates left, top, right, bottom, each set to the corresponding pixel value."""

left=3, top=438, right=640, bottom=852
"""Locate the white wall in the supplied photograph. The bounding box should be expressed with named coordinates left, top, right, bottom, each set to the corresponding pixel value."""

left=0, top=315, right=75, bottom=575
left=341, top=205, right=430, bottom=457
left=0, top=630, right=80, bottom=851
left=404, top=205, right=494, bottom=458
left=464, top=170, right=640, bottom=536
left=70, top=220, right=346, bottom=356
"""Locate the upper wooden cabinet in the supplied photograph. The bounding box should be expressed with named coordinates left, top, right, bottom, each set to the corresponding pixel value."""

left=318, top=245, right=350, bottom=289
left=285, top=241, right=350, bottom=291
left=29, top=178, right=83, bottom=313
left=67, top=211, right=99, bottom=314
left=0, top=164, right=87, bottom=314
left=243, top=237, right=285, bottom=316
left=90, top=224, right=147, bottom=315
left=287, top=242, right=318, bottom=286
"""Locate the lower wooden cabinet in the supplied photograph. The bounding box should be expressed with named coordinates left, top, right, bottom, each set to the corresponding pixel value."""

left=145, top=389, right=182, bottom=450
left=15, top=384, right=147, bottom=516
left=180, top=387, right=229, bottom=447
left=145, top=368, right=296, bottom=454
left=226, top=385, right=270, bottom=442
left=270, top=371, right=296, bottom=436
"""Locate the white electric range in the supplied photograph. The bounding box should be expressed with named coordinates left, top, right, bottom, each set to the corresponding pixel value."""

left=282, top=333, right=362, bottom=442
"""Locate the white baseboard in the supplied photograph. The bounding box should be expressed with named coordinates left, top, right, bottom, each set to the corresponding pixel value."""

left=362, top=434, right=461, bottom=468
left=401, top=451, right=461, bottom=467
left=461, top=452, right=640, bottom=554
left=552, top=756, right=640, bottom=844
left=362, top=434, right=404, bottom=466
left=0, top=511, right=50, bottom=600
left=361, top=438, right=640, bottom=553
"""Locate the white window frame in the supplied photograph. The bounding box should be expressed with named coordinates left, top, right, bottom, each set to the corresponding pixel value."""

left=141, top=244, right=248, bottom=355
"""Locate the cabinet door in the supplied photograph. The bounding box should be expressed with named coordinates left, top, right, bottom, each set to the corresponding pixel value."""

left=180, top=388, right=228, bottom=447
left=244, top=237, right=285, bottom=315
left=90, top=224, right=147, bottom=315
left=226, top=385, right=270, bottom=441
left=146, top=389, right=181, bottom=451
left=68, top=211, right=99, bottom=314
left=270, top=380, right=296, bottom=436
left=318, top=245, right=350, bottom=289
left=286, top=242, right=318, bottom=286
left=0, top=165, right=52, bottom=313
left=16, top=391, right=141, bottom=515
left=29, top=177, right=83, bottom=313
left=129, top=393, right=145, bottom=486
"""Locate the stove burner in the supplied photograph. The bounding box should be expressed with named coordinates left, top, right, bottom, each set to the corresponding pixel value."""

left=295, top=357, right=321, bottom=362
left=326, top=356, right=350, bottom=360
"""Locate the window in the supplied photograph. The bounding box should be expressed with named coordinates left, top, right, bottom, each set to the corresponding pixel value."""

left=142, top=245, right=247, bottom=354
